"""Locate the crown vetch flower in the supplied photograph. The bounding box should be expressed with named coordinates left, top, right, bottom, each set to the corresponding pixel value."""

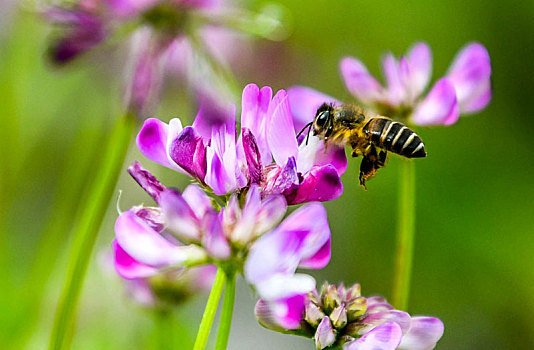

left=289, top=42, right=491, bottom=127
left=255, top=282, right=444, bottom=350
left=45, top=0, right=252, bottom=117
left=136, top=84, right=346, bottom=203
left=114, top=162, right=332, bottom=312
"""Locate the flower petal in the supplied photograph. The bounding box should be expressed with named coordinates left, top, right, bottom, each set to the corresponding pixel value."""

left=284, top=165, right=343, bottom=205
left=287, top=86, right=340, bottom=131
left=405, top=42, right=432, bottom=98
left=127, top=161, right=166, bottom=203
left=340, top=57, right=384, bottom=104
left=112, top=240, right=159, bottom=279
left=201, top=212, right=231, bottom=260
left=182, top=185, right=213, bottom=220
left=313, top=142, right=348, bottom=175
left=159, top=189, right=201, bottom=242
left=263, top=157, right=300, bottom=195
left=169, top=126, right=207, bottom=181
left=115, top=210, right=194, bottom=266
left=359, top=310, right=412, bottom=334
left=241, top=83, right=273, bottom=165
left=277, top=202, right=331, bottom=267
left=267, top=90, right=299, bottom=166
left=412, top=78, right=459, bottom=125
left=316, top=316, right=336, bottom=349
left=254, top=273, right=316, bottom=300
left=382, top=53, right=406, bottom=106
left=242, top=128, right=263, bottom=184
left=106, top=0, right=159, bottom=18
left=398, top=317, right=444, bottom=350
left=193, top=96, right=236, bottom=140
left=299, top=238, right=330, bottom=269
left=344, top=322, right=403, bottom=350
left=447, top=42, right=492, bottom=113
left=255, top=294, right=306, bottom=331
left=137, top=118, right=177, bottom=169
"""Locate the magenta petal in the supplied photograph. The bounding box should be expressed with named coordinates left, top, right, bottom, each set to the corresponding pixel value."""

left=277, top=202, right=331, bottom=267
left=193, top=96, right=236, bottom=140
left=344, top=322, right=403, bottom=350
left=115, top=210, right=186, bottom=266
left=382, top=53, right=406, bottom=106
left=398, top=317, right=444, bottom=350
left=241, top=84, right=273, bottom=165
left=299, top=238, right=330, bottom=269
left=255, top=294, right=306, bottom=331
left=285, top=165, right=343, bottom=205
left=242, top=128, right=263, bottom=184
left=412, top=78, right=459, bottom=126
left=287, top=86, right=340, bottom=131
left=169, top=126, right=207, bottom=181
left=314, top=143, right=348, bottom=175
left=263, top=157, right=300, bottom=195
left=406, top=42, right=432, bottom=98
left=113, top=240, right=159, bottom=279
left=340, top=57, right=384, bottom=104
left=137, top=118, right=174, bottom=169
left=447, top=42, right=492, bottom=113
left=201, top=212, right=231, bottom=259
left=267, top=90, right=299, bottom=166
left=159, top=189, right=201, bottom=242
left=127, top=161, right=166, bottom=203
left=182, top=185, right=213, bottom=220
left=360, top=310, right=412, bottom=334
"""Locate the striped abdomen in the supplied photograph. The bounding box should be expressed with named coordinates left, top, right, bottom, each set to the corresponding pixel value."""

left=365, top=118, right=426, bottom=158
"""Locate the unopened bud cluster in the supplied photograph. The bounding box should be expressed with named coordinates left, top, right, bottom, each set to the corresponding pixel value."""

left=304, top=282, right=370, bottom=349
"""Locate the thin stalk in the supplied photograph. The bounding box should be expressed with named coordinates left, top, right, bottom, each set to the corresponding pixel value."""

left=193, top=268, right=226, bottom=350
left=391, top=160, right=416, bottom=310
left=48, top=113, right=136, bottom=350
left=214, top=272, right=236, bottom=350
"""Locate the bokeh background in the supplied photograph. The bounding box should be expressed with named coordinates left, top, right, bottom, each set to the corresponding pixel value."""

left=1, top=0, right=533, bottom=349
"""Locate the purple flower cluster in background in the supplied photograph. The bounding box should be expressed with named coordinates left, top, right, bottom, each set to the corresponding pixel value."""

left=288, top=42, right=492, bottom=126
left=45, top=0, right=248, bottom=117
left=256, top=282, right=444, bottom=350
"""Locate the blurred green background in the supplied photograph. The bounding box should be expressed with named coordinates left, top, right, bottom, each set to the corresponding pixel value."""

left=1, top=0, right=533, bottom=349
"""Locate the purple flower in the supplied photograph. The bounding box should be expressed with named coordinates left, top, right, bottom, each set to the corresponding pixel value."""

left=112, top=241, right=216, bottom=307
left=289, top=42, right=491, bottom=127
left=114, top=163, right=332, bottom=316
left=255, top=282, right=444, bottom=350
left=46, top=0, right=251, bottom=117
left=45, top=6, right=107, bottom=64
left=136, top=83, right=346, bottom=203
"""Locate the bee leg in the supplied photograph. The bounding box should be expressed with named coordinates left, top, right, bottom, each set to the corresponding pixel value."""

left=358, top=144, right=384, bottom=188
left=351, top=142, right=359, bottom=158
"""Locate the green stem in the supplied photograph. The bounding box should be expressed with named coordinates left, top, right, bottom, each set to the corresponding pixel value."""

left=214, top=272, right=236, bottom=350
left=391, top=159, right=416, bottom=311
left=193, top=268, right=226, bottom=350
left=48, top=113, right=136, bottom=350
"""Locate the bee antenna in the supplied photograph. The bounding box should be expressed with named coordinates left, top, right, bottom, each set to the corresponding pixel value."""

left=296, top=121, right=313, bottom=140
left=305, top=124, right=312, bottom=145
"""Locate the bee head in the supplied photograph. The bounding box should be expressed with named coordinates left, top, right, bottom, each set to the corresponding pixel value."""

left=313, top=103, right=334, bottom=137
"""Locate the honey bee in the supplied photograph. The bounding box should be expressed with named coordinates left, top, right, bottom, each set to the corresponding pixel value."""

left=298, top=103, right=426, bottom=188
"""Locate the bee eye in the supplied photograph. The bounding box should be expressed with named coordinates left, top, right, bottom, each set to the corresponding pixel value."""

left=316, top=111, right=329, bottom=127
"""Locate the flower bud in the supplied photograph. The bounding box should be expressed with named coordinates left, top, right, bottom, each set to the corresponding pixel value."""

left=344, top=283, right=361, bottom=301
left=344, top=321, right=367, bottom=337
left=321, top=284, right=341, bottom=314
left=346, top=296, right=367, bottom=321
left=315, top=316, right=336, bottom=349
left=305, top=300, right=325, bottom=327
left=329, top=304, right=347, bottom=329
